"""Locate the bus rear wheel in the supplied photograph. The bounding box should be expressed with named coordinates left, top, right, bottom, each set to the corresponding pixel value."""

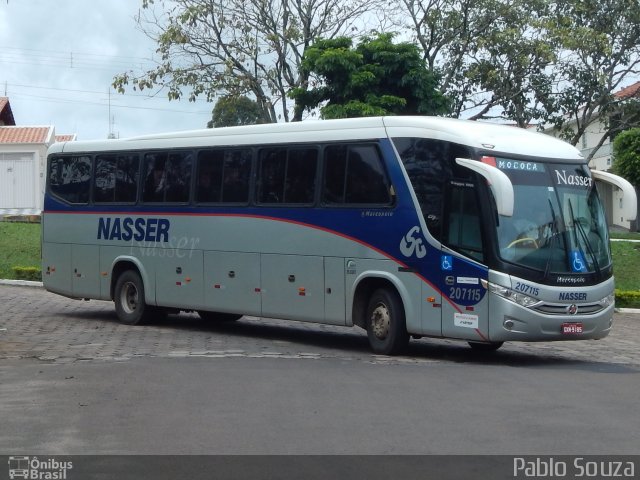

left=365, top=288, right=409, bottom=355
left=114, top=270, right=154, bottom=325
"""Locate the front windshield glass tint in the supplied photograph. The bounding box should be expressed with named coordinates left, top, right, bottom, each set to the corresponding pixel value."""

left=494, top=158, right=611, bottom=274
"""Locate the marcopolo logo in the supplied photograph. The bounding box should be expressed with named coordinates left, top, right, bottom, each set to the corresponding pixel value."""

left=399, top=226, right=427, bottom=259
left=8, top=456, right=73, bottom=479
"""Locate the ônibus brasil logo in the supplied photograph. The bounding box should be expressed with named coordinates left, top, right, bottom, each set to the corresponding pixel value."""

left=8, top=456, right=73, bottom=479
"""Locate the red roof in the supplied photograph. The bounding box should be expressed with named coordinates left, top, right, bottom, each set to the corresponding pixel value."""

left=0, top=97, right=16, bottom=125
left=55, top=134, right=77, bottom=142
left=614, top=81, right=640, bottom=100
left=0, top=126, right=53, bottom=144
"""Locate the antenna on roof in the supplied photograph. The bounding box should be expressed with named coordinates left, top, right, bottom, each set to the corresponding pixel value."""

left=107, top=87, right=117, bottom=139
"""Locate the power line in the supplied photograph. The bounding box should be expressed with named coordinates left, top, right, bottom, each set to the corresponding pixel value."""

left=0, top=45, right=159, bottom=75
left=2, top=81, right=211, bottom=103
left=8, top=92, right=212, bottom=115
left=0, top=50, right=155, bottom=68
left=0, top=44, right=215, bottom=117
left=0, top=55, right=155, bottom=72
left=0, top=45, right=155, bottom=63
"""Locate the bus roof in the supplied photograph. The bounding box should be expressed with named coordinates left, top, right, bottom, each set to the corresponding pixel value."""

left=382, top=117, right=583, bottom=161
left=48, top=116, right=583, bottom=161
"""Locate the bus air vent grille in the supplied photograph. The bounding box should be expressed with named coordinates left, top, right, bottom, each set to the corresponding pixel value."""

left=533, top=303, right=604, bottom=315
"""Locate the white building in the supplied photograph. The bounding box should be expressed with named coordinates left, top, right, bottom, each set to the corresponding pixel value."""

left=0, top=97, right=76, bottom=213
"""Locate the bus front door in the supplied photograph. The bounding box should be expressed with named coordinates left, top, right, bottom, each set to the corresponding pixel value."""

left=440, top=179, right=490, bottom=341
left=440, top=253, right=489, bottom=342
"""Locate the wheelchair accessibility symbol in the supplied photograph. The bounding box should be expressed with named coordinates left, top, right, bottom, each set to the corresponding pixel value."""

left=571, top=251, right=587, bottom=273
left=441, top=255, right=453, bottom=271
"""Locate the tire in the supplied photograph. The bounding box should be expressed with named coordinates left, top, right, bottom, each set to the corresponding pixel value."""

left=114, top=270, right=154, bottom=325
left=468, top=341, right=504, bottom=352
left=366, top=288, right=409, bottom=355
left=198, top=310, right=243, bottom=322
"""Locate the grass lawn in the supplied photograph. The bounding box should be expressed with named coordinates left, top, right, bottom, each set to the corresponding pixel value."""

left=610, top=231, right=640, bottom=241
left=0, top=222, right=41, bottom=279
left=611, top=242, right=640, bottom=290
left=1, top=221, right=639, bottom=305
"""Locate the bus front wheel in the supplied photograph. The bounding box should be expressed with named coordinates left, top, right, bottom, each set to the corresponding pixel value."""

left=114, top=270, right=154, bottom=325
left=365, top=288, right=409, bottom=355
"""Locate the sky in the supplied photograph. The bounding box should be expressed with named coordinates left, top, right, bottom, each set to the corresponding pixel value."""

left=0, top=0, right=214, bottom=140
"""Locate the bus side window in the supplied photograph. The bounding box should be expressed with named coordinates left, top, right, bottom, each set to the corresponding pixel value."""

left=258, top=148, right=287, bottom=203
left=49, top=155, right=91, bottom=204
left=323, top=144, right=391, bottom=205
left=323, top=145, right=348, bottom=203
left=94, top=154, right=139, bottom=203
left=284, top=148, right=317, bottom=203
left=196, top=150, right=224, bottom=202
left=444, top=181, right=484, bottom=262
left=258, top=147, right=317, bottom=204
left=221, top=149, right=251, bottom=203
left=392, top=137, right=453, bottom=240
left=196, top=148, right=252, bottom=203
left=143, top=151, right=192, bottom=203
left=166, top=151, right=192, bottom=202
left=143, top=153, right=168, bottom=202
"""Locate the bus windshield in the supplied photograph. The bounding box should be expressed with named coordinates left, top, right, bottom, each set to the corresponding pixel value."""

left=492, top=157, right=611, bottom=275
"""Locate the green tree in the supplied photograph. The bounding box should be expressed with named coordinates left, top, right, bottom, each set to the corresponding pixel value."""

left=207, top=96, right=264, bottom=128
left=395, top=0, right=640, bottom=151
left=113, top=0, right=384, bottom=123
left=289, top=34, right=449, bottom=119
left=542, top=0, right=640, bottom=158
left=613, top=128, right=640, bottom=187
left=394, top=0, right=553, bottom=126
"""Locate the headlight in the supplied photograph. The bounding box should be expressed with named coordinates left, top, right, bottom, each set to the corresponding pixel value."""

left=598, top=293, right=615, bottom=307
left=481, top=280, right=542, bottom=308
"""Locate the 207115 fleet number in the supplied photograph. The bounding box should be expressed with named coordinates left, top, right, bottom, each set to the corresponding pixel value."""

left=449, top=287, right=481, bottom=302
left=514, top=282, right=539, bottom=297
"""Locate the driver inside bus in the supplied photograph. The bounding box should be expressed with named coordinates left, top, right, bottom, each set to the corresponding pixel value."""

left=513, top=210, right=553, bottom=247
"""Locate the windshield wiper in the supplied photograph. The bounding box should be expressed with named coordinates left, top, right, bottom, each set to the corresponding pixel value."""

left=567, top=198, right=601, bottom=276
left=543, top=199, right=560, bottom=279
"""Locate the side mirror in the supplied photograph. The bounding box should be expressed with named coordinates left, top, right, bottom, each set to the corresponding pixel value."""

left=456, top=158, right=514, bottom=217
left=590, top=169, right=638, bottom=222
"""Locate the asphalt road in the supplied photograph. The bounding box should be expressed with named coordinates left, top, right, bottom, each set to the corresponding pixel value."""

left=1, top=284, right=639, bottom=457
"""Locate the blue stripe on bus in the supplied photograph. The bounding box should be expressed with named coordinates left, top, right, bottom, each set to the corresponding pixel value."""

left=44, top=206, right=488, bottom=312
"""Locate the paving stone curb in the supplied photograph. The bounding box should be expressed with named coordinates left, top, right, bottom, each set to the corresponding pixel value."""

left=0, top=279, right=44, bottom=287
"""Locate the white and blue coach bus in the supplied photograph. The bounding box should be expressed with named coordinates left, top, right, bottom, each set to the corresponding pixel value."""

left=42, top=117, right=637, bottom=354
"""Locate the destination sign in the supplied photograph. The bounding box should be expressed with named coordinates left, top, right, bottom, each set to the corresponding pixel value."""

left=496, top=159, right=545, bottom=172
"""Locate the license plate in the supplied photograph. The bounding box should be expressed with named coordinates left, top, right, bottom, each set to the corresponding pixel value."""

left=562, top=323, right=583, bottom=334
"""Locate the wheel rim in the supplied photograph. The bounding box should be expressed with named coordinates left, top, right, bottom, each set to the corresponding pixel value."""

left=370, top=302, right=391, bottom=340
left=120, top=281, right=139, bottom=315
